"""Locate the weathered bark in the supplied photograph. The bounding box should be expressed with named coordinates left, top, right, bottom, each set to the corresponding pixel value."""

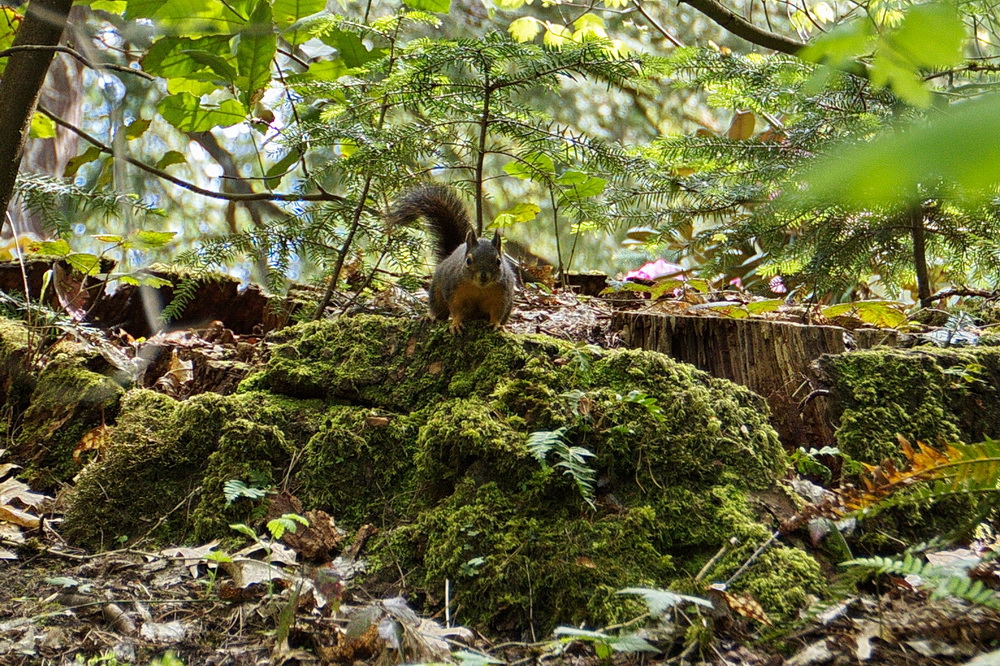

left=612, top=312, right=898, bottom=448
left=0, top=0, right=75, bottom=231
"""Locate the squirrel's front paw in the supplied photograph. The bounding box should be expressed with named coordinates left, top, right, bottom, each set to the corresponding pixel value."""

left=448, top=320, right=465, bottom=334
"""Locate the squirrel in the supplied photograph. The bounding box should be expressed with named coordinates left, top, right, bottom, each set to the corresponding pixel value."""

left=391, top=185, right=515, bottom=333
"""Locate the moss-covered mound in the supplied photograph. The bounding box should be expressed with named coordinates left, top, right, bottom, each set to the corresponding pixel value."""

left=818, top=346, right=1000, bottom=462
left=56, top=315, right=815, bottom=632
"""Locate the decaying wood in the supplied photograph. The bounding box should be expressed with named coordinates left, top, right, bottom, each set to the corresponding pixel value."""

left=611, top=312, right=894, bottom=448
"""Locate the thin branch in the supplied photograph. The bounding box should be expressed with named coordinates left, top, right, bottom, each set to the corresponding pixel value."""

left=633, top=0, right=684, bottom=47
left=0, top=44, right=154, bottom=80
left=38, top=105, right=346, bottom=204
left=679, top=0, right=805, bottom=54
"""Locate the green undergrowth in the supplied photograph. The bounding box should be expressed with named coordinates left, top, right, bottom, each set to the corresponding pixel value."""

left=38, top=315, right=810, bottom=632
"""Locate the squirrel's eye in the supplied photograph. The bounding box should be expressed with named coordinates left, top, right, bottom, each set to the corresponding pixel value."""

left=496, top=257, right=501, bottom=266
left=466, top=256, right=473, bottom=266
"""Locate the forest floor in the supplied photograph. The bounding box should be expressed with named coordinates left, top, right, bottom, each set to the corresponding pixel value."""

left=2, top=278, right=1000, bottom=665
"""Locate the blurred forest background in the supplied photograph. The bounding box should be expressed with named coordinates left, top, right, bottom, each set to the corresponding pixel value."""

left=4, top=0, right=1000, bottom=307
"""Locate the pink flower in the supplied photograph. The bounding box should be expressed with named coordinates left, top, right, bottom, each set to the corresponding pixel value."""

left=769, top=275, right=787, bottom=294
left=626, top=259, right=686, bottom=282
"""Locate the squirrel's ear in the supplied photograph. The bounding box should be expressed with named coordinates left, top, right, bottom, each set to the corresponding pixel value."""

left=491, top=230, right=502, bottom=251
left=465, top=230, right=477, bottom=250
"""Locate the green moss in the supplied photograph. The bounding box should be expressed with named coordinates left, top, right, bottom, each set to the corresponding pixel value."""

left=737, top=547, right=826, bottom=622
left=16, top=357, right=123, bottom=487
left=63, top=390, right=324, bottom=547
left=296, top=406, right=419, bottom=526
left=821, top=347, right=1000, bottom=462
left=0, top=317, right=33, bottom=423
left=61, top=315, right=814, bottom=631
left=379, top=479, right=672, bottom=631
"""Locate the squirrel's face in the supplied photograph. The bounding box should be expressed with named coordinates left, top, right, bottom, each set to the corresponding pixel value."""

left=465, top=242, right=504, bottom=286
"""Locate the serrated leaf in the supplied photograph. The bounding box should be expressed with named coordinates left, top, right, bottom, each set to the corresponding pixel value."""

left=795, top=96, right=1000, bottom=207
left=158, top=92, right=245, bottom=131
left=493, top=203, right=540, bottom=227
left=36, top=239, right=71, bottom=256
left=66, top=253, right=101, bottom=276
left=508, top=16, right=540, bottom=43
left=543, top=22, right=572, bottom=49
left=889, top=3, right=965, bottom=69
left=503, top=151, right=554, bottom=179
left=155, top=151, right=188, bottom=170
left=556, top=171, right=606, bottom=199
left=822, top=301, right=905, bottom=328
left=799, top=20, right=872, bottom=68
left=142, top=36, right=233, bottom=78
left=321, top=28, right=381, bottom=68
left=93, top=235, right=124, bottom=244
left=573, top=13, right=606, bottom=40
left=236, top=0, right=277, bottom=110
left=130, top=230, right=177, bottom=250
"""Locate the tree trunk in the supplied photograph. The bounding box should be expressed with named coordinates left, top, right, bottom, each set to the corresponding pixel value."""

left=0, top=0, right=75, bottom=232
left=910, top=204, right=932, bottom=309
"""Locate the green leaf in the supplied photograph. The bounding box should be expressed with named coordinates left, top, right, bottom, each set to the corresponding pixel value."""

left=230, top=523, right=258, bottom=540
left=92, top=235, right=124, bottom=244
left=795, top=96, right=1000, bottom=208
left=888, top=3, right=965, bottom=69
left=798, top=20, right=872, bottom=67
left=64, top=146, right=104, bottom=177
left=264, top=150, right=300, bottom=188
left=871, top=50, right=929, bottom=108
left=236, top=0, right=277, bottom=110
left=403, top=0, right=450, bottom=12
left=543, top=22, right=572, bottom=49
left=503, top=152, right=554, bottom=180
left=321, top=28, right=381, bottom=68
left=158, top=92, right=246, bottom=131
left=822, top=301, right=906, bottom=328
left=155, top=151, right=188, bottom=170
left=36, top=239, right=71, bottom=256
left=493, top=203, right=541, bottom=227
left=123, top=118, right=151, bottom=140
left=29, top=112, right=56, bottom=139
left=90, top=0, right=127, bottom=12
left=746, top=298, right=783, bottom=315
left=272, top=0, right=325, bottom=26
left=129, top=230, right=177, bottom=250
left=142, top=36, right=234, bottom=79
left=185, top=50, right=239, bottom=83
left=508, top=16, right=540, bottom=43
left=126, top=0, right=251, bottom=33
left=66, top=253, right=101, bottom=276
left=556, top=171, right=606, bottom=199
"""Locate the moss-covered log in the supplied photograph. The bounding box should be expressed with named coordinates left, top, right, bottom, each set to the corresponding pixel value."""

left=29, top=315, right=819, bottom=632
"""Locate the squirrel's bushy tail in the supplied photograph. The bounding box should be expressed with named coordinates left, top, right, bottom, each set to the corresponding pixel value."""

left=389, top=185, right=473, bottom=262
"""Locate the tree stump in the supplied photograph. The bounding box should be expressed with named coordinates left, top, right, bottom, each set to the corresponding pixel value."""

left=611, top=312, right=896, bottom=449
